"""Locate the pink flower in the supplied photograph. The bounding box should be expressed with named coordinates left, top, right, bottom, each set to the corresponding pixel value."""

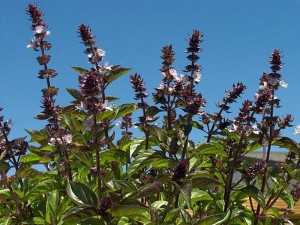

left=35, top=25, right=44, bottom=34
left=83, top=119, right=94, bottom=131
left=157, top=82, right=165, bottom=90
left=63, top=134, right=73, bottom=144
left=97, top=48, right=105, bottom=57
left=103, top=62, right=112, bottom=70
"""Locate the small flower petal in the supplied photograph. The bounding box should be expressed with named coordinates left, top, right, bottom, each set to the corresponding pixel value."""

left=294, top=125, right=300, bottom=135
left=35, top=25, right=44, bottom=34
left=279, top=80, right=288, bottom=88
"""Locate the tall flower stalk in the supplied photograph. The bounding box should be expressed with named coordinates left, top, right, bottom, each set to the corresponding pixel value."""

left=253, top=50, right=286, bottom=224
left=26, top=4, right=73, bottom=181
left=181, top=30, right=205, bottom=160
left=77, top=24, right=110, bottom=200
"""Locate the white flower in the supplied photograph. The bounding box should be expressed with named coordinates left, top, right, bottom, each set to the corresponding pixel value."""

left=56, top=138, right=63, bottom=145
left=259, top=82, right=268, bottom=90
left=157, top=82, right=165, bottom=90
left=168, top=86, right=174, bottom=93
left=87, top=53, right=93, bottom=58
left=116, top=121, right=123, bottom=127
left=103, top=100, right=113, bottom=111
left=107, top=180, right=115, bottom=189
left=35, top=25, right=44, bottom=34
left=97, top=48, right=105, bottom=57
left=63, top=134, right=73, bottom=144
left=294, top=125, right=300, bottom=134
left=26, top=39, right=35, bottom=49
left=45, top=31, right=51, bottom=36
left=76, top=102, right=87, bottom=111
left=192, top=71, right=201, bottom=83
left=232, top=123, right=238, bottom=131
left=48, top=138, right=56, bottom=146
left=161, top=72, right=166, bottom=78
left=169, top=68, right=179, bottom=80
left=279, top=80, right=288, bottom=88
left=6, top=119, right=13, bottom=128
left=179, top=74, right=189, bottom=84
left=103, top=62, right=112, bottom=70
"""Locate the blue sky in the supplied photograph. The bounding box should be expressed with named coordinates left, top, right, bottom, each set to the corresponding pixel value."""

left=1, top=0, right=300, bottom=143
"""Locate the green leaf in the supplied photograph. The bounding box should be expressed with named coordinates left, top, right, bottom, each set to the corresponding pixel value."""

left=165, top=208, right=180, bottom=222
left=241, top=185, right=265, bottom=211
left=191, top=190, right=213, bottom=204
left=0, top=189, right=11, bottom=200
left=247, top=141, right=262, bottom=153
left=280, top=192, right=294, bottom=209
left=264, top=217, right=271, bottom=225
left=66, top=88, right=85, bottom=102
left=16, top=167, right=46, bottom=179
left=57, top=196, right=72, bottom=223
left=116, top=180, right=137, bottom=193
left=71, top=150, right=93, bottom=167
left=151, top=201, right=168, bottom=209
left=26, top=179, right=60, bottom=200
left=118, top=135, right=133, bottom=151
left=0, top=161, right=10, bottom=171
left=105, top=96, right=119, bottom=102
left=193, top=211, right=230, bottom=225
left=0, top=217, right=11, bottom=225
left=146, top=106, right=161, bottom=117
left=195, top=143, right=227, bottom=156
left=127, top=150, right=168, bottom=176
left=80, top=218, right=105, bottom=225
left=31, top=217, right=45, bottom=224
left=110, top=204, right=149, bottom=217
left=62, top=205, right=98, bottom=223
left=72, top=133, right=87, bottom=146
left=46, top=190, right=60, bottom=224
left=268, top=207, right=279, bottom=219
left=135, top=182, right=162, bottom=199
left=71, top=66, right=89, bottom=74
left=107, top=66, right=131, bottom=84
left=100, top=149, right=130, bottom=164
left=25, top=129, right=48, bottom=142
left=115, top=103, right=137, bottom=119
left=129, top=138, right=144, bottom=158
left=191, top=177, right=222, bottom=189
left=273, top=137, right=300, bottom=158
left=67, top=181, right=98, bottom=206
left=20, top=153, right=41, bottom=163
left=176, top=181, right=192, bottom=209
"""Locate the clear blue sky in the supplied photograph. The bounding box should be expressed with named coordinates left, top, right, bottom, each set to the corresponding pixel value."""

left=1, top=0, right=300, bottom=143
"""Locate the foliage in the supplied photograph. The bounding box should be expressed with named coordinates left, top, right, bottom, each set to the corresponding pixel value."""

left=0, top=3, right=299, bottom=225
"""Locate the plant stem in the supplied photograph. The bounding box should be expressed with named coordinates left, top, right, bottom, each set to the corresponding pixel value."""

left=254, top=88, right=275, bottom=225
left=161, top=189, right=177, bottom=222
left=0, top=171, right=24, bottom=222
left=93, top=114, right=101, bottom=200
